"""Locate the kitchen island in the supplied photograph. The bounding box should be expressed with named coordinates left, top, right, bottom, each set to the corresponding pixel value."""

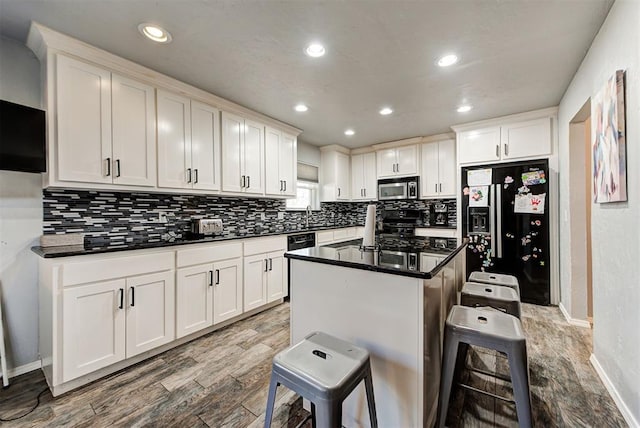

left=285, top=237, right=467, bottom=428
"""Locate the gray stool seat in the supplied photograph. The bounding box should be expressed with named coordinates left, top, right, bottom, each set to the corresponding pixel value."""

left=461, top=282, right=522, bottom=318
left=264, top=331, right=377, bottom=428
left=468, top=271, right=520, bottom=296
left=438, top=305, right=532, bottom=428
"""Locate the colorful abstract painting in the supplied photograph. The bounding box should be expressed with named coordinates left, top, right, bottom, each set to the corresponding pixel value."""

left=592, top=70, right=627, bottom=203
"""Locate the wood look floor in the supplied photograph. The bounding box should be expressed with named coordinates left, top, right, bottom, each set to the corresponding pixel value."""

left=0, top=302, right=628, bottom=427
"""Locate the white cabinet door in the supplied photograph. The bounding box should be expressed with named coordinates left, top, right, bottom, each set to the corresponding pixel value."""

left=176, top=264, right=213, bottom=338
left=280, top=133, right=297, bottom=196
left=266, top=252, right=285, bottom=302
left=191, top=101, right=221, bottom=191
left=243, top=119, right=265, bottom=194
left=62, top=279, right=126, bottom=382
left=362, top=152, right=377, bottom=200
left=213, top=257, right=243, bottom=324
left=125, top=271, right=175, bottom=358
left=351, top=154, right=365, bottom=200
left=244, top=254, right=267, bottom=311
left=377, top=148, right=397, bottom=178
left=157, top=90, right=191, bottom=189
left=420, top=254, right=444, bottom=273
left=421, top=142, right=439, bottom=198
left=336, top=152, right=350, bottom=200
left=265, top=127, right=282, bottom=195
left=111, top=74, right=156, bottom=187
left=56, top=54, right=112, bottom=184
left=501, top=117, right=551, bottom=160
left=438, top=139, right=456, bottom=197
left=458, top=126, right=501, bottom=164
left=396, top=145, right=418, bottom=176
left=221, top=111, right=244, bottom=193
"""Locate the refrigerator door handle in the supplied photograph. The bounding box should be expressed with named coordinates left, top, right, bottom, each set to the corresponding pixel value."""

left=496, top=185, right=503, bottom=258
left=490, top=184, right=496, bottom=258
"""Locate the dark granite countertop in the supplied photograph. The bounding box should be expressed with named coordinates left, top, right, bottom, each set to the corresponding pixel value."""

left=32, top=224, right=363, bottom=258
left=285, top=237, right=468, bottom=279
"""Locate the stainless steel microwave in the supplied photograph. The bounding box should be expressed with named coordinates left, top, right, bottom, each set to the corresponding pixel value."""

left=378, top=176, right=419, bottom=200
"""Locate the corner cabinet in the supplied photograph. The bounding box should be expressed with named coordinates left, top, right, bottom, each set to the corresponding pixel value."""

left=456, top=116, right=552, bottom=165
left=265, top=127, right=297, bottom=197
left=420, top=139, right=456, bottom=198
left=320, top=148, right=351, bottom=202
left=376, top=145, right=418, bottom=178
left=56, top=54, right=156, bottom=186
left=351, top=152, right=377, bottom=201
left=221, top=112, right=265, bottom=195
left=157, top=90, right=221, bottom=191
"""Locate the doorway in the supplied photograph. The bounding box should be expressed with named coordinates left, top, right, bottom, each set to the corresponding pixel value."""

left=568, top=100, right=593, bottom=325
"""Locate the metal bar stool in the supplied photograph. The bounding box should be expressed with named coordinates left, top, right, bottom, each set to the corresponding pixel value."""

left=461, top=282, right=522, bottom=318
left=264, top=331, right=377, bottom=428
left=468, top=271, right=520, bottom=296
left=438, top=305, right=532, bottom=428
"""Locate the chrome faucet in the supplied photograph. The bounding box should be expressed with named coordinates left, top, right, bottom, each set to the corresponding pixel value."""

left=305, top=205, right=312, bottom=228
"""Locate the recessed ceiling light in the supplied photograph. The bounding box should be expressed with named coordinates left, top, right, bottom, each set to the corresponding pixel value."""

left=305, top=43, right=326, bottom=57
left=379, top=107, right=393, bottom=116
left=138, top=23, right=172, bottom=43
left=294, top=104, right=309, bottom=112
left=344, top=129, right=355, bottom=136
left=457, top=105, right=472, bottom=113
left=437, top=54, right=458, bottom=67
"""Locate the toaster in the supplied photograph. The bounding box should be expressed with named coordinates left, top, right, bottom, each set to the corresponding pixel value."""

left=191, top=218, right=223, bottom=236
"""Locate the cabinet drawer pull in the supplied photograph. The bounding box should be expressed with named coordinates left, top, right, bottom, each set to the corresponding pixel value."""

left=283, top=180, right=286, bottom=192
left=435, top=184, right=438, bottom=193
left=264, top=259, right=269, bottom=272
left=338, top=187, right=341, bottom=197
left=280, top=180, right=283, bottom=191
left=215, top=269, right=220, bottom=285
left=209, top=270, right=214, bottom=287
left=116, top=159, right=121, bottom=178
left=105, top=158, right=111, bottom=177
left=130, top=287, right=135, bottom=307
left=495, top=145, right=500, bottom=158
left=439, top=183, right=442, bottom=193
left=187, top=168, right=192, bottom=183
left=118, top=288, right=124, bottom=309
left=364, top=188, right=366, bottom=197
left=269, top=258, right=273, bottom=271
left=396, top=163, right=399, bottom=173
left=504, top=144, right=509, bottom=156
left=194, top=169, right=198, bottom=184
left=247, top=176, right=250, bottom=188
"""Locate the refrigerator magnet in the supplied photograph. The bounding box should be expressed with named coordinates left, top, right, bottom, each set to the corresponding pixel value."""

left=469, top=186, right=489, bottom=207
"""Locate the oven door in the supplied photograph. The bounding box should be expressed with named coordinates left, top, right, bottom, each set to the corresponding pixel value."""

left=378, top=182, right=408, bottom=200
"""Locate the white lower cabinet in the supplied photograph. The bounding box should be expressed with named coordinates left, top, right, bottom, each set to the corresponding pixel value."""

left=243, top=251, right=284, bottom=311
left=420, top=254, right=445, bottom=273
left=176, top=242, right=243, bottom=338
left=62, top=270, right=174, bottom=382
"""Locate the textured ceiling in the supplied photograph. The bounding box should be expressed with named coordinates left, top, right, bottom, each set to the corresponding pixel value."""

left=0, top=0, right=613, bottom=148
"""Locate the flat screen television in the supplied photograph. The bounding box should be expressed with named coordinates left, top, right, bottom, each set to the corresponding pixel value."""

left=0, top=99, right=46, bottom=173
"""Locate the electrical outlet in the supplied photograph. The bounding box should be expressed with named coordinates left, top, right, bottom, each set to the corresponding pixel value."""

left=277, top=212, right=284, bottom=220
left=260, top=213, right=266, bottom=221
left=159, top=212, right=168, bottom=223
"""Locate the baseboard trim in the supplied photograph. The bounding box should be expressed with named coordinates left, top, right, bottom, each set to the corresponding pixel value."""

left=590, top=354, right=639, bottom=428
left=559, top=302, right=591, bottom=328
left=4, top=359, right=42, bottom=379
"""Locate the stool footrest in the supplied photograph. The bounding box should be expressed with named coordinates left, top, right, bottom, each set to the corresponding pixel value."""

left=294, top=414, right=313, bottom=428
left=464, top=363, right=512, bottom=383
left=457, top=382, right=514, bottom=403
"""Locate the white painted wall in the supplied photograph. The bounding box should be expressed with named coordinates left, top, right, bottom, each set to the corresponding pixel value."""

left=0, top=35, right=42, bottom=371
left=558, top=1, right=640, bottom=424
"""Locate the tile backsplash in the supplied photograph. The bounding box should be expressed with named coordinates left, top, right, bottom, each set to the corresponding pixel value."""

left=43, top=189, right=456, bottom=247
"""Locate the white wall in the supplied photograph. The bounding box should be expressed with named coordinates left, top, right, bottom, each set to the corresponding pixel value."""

left=558, top=1, right=640, bottom=425
left=0, top=35, right=42, bottom=371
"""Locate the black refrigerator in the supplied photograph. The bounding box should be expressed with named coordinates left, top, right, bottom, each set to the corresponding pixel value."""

left=461, top=159, right=550, bottom=305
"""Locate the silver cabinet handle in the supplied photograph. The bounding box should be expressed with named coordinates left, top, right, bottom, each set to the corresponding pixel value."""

left=504, top=144, right=509, bottom=156
left=194, top=169, right=198, bottom=184
left=187, top=168, right=192, bottom=183
left=241, top=175, right=246, bottom=188
left=495, top=145, right=500, bottom=158
left=396, top=163, right=399, bottom=173
left=116, top=159, right=121, bottom=178
left=105, top=158, right=111, bottom=177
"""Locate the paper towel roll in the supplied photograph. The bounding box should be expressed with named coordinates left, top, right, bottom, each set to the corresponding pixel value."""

left=362, top=204, right=376, bottom=248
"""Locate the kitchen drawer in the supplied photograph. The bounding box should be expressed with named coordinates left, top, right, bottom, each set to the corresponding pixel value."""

left=415, top=228, right=457, bottom=238
left=62, top=251, right=174, bottom=287
left=316, top=230, right=335, bottom=244
left=243, top=236, right=286, bottom=256
left=176, top=241, right=242, bottom=268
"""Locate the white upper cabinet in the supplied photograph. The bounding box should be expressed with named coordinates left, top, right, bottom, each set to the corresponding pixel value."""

left=265, top=127, right=297, bottom=197
left=376, top=145, right=418, bottom=178
left=420, top=139, right=456, bottom=198
left=351, top=152, right=377, bottom=201
left=320, top=148, right=351, bottom=202
left=157, top=90, right=221, bottom=191
left=221, top=112, right=265, bottom=195
left=456, top=115, right=553, bottom=165
left=56, top=54, right=155, bottom=186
